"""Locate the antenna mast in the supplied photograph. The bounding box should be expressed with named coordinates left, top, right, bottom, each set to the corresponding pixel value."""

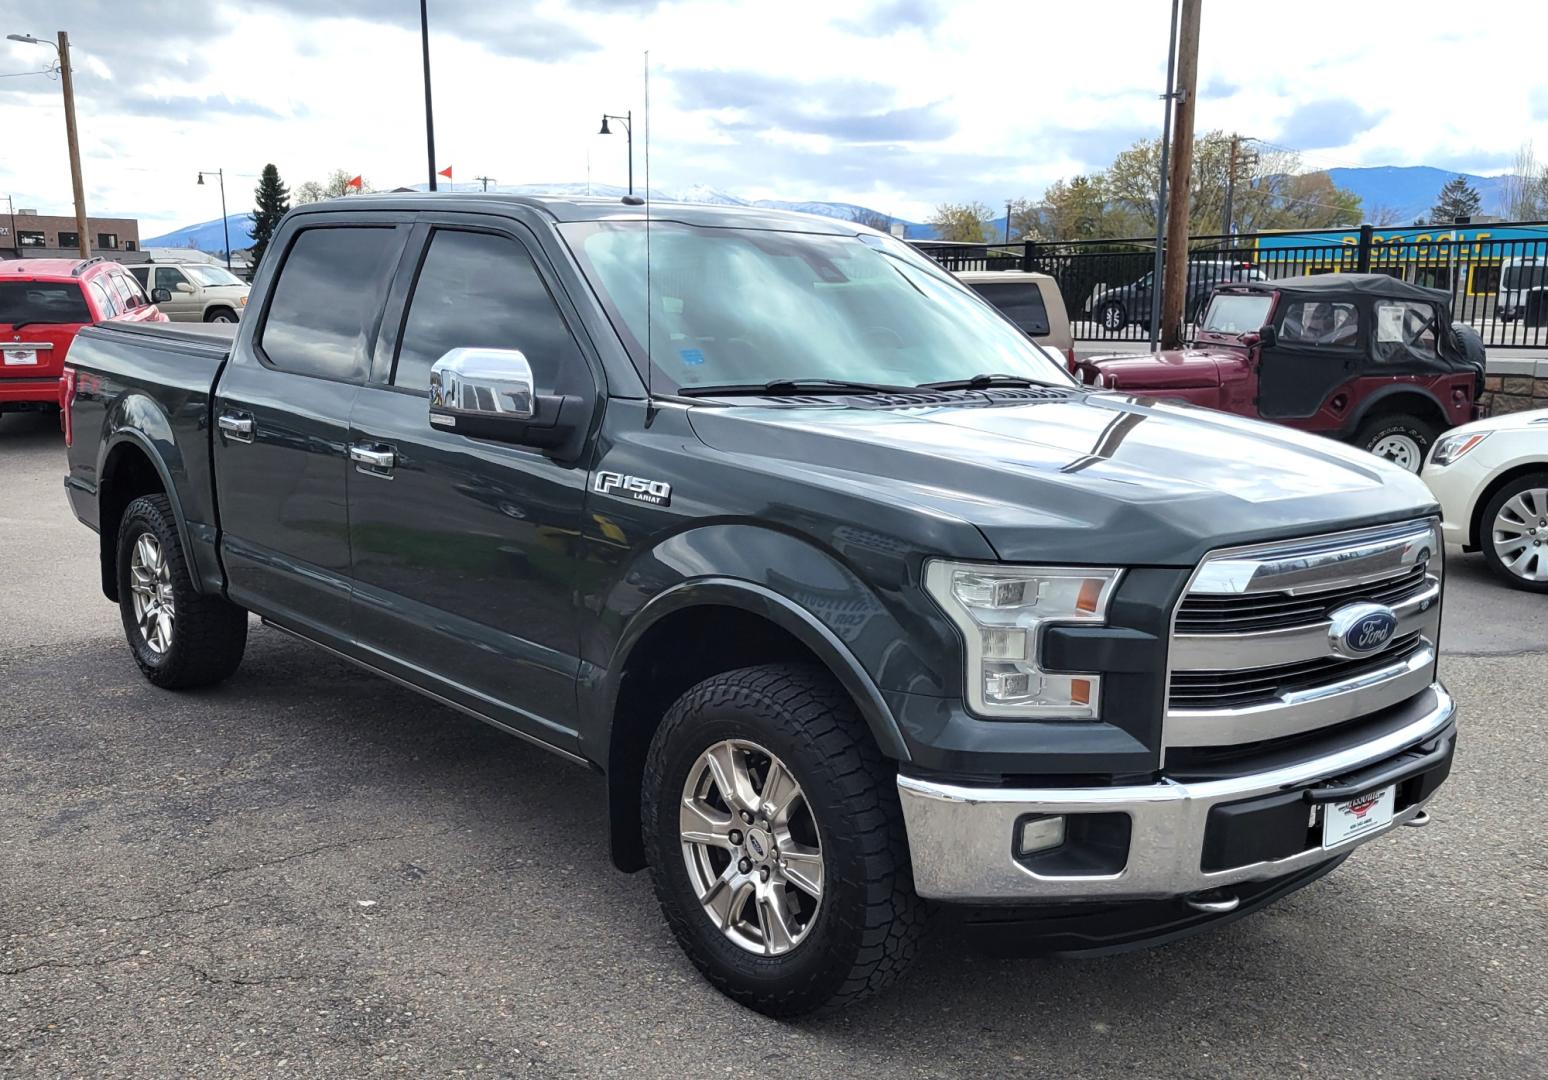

left=644, top=49, right=653, bottom=410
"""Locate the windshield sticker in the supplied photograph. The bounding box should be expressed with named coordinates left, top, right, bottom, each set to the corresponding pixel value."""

left=679, top=348, right=705, bottom=365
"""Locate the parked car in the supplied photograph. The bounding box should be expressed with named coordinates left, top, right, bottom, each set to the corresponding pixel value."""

left=1495, top=255, right=1546, bottom=323
left=0, top=257, right=165, bottom=429
left=956, top=269, right=1075, bottom=368
left=1091, top=259, right=1266, bottom=332
left=1076, top=274, right=1486, bottom=472
left=63, top=195, right=1456, bottom=1016
left=128, top=261, right=249, bottom=323
left=1422, top=407, right=1548, bottom=590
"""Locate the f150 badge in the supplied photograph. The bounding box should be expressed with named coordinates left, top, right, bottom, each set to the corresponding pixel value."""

left=593, top=471, right=672, bottom=507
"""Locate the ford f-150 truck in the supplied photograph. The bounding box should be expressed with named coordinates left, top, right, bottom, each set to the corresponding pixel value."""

left=62, top=194, right=1457, bottom=1017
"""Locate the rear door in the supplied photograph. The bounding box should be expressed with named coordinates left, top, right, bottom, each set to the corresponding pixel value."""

left=1257, top=296, right=1364, bottom=421
left=345, top=215, right=599, bottom=745
left=214, top=219, right=410, bottom=641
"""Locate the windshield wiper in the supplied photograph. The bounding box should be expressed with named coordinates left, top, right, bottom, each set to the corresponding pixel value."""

left=677, top=377, right=915, bottom=398
left=915, top=372, right=1050, bottom=391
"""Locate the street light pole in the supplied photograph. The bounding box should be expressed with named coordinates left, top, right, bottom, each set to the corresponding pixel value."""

left=420, top=0, right=437, bottom=192
left=7, top=30, right=89, bottom=259
left=599, top=112, right=633, bottom=196
left=1005, top=199, right=1012, bottom=245
left=197, top=170, right=230, bottom=270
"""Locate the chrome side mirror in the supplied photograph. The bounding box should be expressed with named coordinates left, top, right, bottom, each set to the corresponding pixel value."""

left=430, top=347, right=536, bottom=424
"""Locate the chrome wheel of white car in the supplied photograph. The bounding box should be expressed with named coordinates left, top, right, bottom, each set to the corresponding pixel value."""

left=1490, top=486, right=1548, bottom=583
left=679, top=738, right=824, bottom=956
left=128, top=533, right=175, bottom=654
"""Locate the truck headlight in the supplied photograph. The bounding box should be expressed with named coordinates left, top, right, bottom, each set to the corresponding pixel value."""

left=1429, top=430, right=1488, bottom=466
left=924, top=561, right=1120, bottom=720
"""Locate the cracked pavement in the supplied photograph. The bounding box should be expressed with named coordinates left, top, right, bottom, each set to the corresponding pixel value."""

left=3, top=410, right=1546, bottom=1078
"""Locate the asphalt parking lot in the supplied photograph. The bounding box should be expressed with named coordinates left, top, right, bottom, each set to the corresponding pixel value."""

left=3, top=409, right=1545, bottom=1078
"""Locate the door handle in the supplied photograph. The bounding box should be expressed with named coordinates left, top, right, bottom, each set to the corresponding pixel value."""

left=349, top=442, right=396, bottom=474
left=217, top=411, right=254, bottom=442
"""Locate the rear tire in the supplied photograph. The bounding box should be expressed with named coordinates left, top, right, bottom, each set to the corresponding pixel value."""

left=117, top=494, right=248, bottom=688
left=1479, top=473, right=1548, bottom=592
left=1354, top=413, right=1439, bottom=473
left=642, top=663, right=924, bottom=1017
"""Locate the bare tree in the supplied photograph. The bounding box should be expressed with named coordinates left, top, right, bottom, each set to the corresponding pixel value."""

left=849, top=207, right=894, bottom=232
left=1503, top=143, right=1548, bottom=220
left=1366, top=203, right=1405, bottom=226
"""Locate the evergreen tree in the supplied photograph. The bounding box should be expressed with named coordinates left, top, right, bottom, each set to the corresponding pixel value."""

left=1428, top=176, right=1482, bottom=225
left=248, top=164, right=290, bottom=271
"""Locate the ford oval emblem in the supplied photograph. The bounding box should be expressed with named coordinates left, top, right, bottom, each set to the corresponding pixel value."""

left=1328, top=603, right=1399, bottom=657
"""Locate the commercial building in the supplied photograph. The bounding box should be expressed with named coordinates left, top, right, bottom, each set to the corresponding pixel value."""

left=0, top=210, right=141, bottom=260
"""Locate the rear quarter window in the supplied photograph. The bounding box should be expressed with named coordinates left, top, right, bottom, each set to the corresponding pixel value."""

left=969, top=281, right=1051, bottom=337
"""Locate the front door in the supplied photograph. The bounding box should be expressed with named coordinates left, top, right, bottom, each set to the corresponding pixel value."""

left=215, top=222, right=409, bottom=641
left=151, top=266, right=200, bottom=321
left=1257, top=296, right=1363, bottom=421
left=346, top=219, right=598, bottom=749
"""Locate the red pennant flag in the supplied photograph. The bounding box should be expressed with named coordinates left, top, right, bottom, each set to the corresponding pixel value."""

left=438, top=166, right=453, bottom=180
left=346, top=175, right=362, bottom=190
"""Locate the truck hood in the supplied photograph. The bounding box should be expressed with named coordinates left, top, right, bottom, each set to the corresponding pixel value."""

left=686, top=388, right=1436, bottom=566
left=1077, top=348, right=1235, bottom=390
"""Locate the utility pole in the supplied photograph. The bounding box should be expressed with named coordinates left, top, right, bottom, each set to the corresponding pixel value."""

left=474, top=175, right=495, bottom=192
left=1147, top=0, right=1181, bottom=349
left=420, top=0, right=437, bottom=192
left=1223, top=133, right=1239, bottom=238
left=1159, top=0, right=1202, bottom=350
left=57, top=32, right=88, bottom=259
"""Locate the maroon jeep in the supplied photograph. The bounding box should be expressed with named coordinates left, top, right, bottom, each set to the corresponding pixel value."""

left=1075, top=274, right=1486, bottom=472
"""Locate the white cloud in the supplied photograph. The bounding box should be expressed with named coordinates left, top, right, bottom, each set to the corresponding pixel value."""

left=3, top=0, right=1548, bottom=238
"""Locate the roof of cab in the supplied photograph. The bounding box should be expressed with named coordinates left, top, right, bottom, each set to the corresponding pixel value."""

left=286, top=192, right=866, bottom=234
left=1223, top=272, right=1451, bottom=305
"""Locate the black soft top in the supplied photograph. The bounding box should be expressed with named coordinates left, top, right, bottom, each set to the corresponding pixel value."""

left=1228, top=272, right=1451, bottom=306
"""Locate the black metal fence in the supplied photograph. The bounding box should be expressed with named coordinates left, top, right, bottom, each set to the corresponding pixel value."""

left=918, top=223, right=1548, bottom=350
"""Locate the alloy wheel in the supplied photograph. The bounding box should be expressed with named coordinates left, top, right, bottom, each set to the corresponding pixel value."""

left=129, top=533, right=175, bottom=654
left=1492, top=487, right=1548, bottom=583
left=679, top=739, right=824, bottom=956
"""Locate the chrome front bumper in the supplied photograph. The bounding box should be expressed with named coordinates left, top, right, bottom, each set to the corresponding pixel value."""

left=897, top=684, right=1455, bottom=903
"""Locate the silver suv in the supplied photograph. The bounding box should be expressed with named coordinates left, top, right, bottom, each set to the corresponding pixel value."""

left=129, top=262, right=250, bottom=323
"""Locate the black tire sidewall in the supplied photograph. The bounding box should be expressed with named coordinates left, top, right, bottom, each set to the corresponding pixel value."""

left=1356, top=414, right=1438, bottom=472
left=1480, top=474, right=1548, bottom=592
left=644, top=686, right=891, bottom=1009
left=116, top=496, right=196, bottom=682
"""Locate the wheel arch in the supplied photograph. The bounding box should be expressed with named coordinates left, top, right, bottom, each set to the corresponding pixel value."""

left=1348, top=387, right=1450, bottom=437
left=1466, top=460, right=1548, bottom=549
left=599, top=580, right=910, bottom=873
left=96, top=431, right=189, bottom=602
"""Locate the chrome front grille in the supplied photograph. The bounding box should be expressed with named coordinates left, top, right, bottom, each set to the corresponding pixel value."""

left=1166, top=519, right=1442, bottom=750
left=1174, top=564, right=1429, bottom=634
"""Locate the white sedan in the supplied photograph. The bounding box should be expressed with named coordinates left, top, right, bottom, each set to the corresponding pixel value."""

left=1422, top=408, right=1548, bottom=591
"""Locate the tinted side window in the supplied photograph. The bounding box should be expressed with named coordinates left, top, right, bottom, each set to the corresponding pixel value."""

left=130, top=266, right=150, bottom=287
left=1278, top=300, right=1359, bottom=348
left=155, top=267, right=186, bottom=291
left=392, top=229, right=585, bottom=395
left=261, top=227, right=398, bottom=381
left=108, top=272, right=140, bottom=311
left=970, top=282, right=1051, bottom=337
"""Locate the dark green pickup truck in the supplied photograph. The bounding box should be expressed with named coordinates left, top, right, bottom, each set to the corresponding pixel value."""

left=62, top=194, right=1456, bottom=1015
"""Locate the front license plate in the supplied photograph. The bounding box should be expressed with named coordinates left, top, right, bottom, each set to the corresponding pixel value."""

left=2, top=349, right=38, bottom=366
left=1322, top=785, right=1395, bottom=848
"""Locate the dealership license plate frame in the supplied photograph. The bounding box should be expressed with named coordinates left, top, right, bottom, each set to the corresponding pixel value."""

left=2, top=348, right=39, bottom=366
left=1322, top=784, right=1396, bottom=848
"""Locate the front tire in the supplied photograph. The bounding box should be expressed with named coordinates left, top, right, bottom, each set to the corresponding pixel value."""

left=205, top=308, right=238, bottom=324
left=1354, top=413, right=1439, bottom=473
left=1099, top=301, right=1128, bottom=333
left=1480, top=473, right=1548, bottom=592
left=117, top=494, right=248, bottom=688
left=642, top=664, right=924, bottom=1017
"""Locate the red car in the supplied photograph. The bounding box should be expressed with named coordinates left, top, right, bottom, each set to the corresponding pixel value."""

left=0, top=256, right=166, bottom=430
left=1076, top=274, right=1486, bottom=472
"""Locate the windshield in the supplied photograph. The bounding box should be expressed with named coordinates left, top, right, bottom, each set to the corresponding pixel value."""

left=1503, top=264, right=1547, bottom=291
left=1201, top=293, right=1272, bottom=334
left=183, top=265, right=245, bottom=287
left=559, top=221, right=1070, bottom=393
left=0, top=281, right=91, bottom=325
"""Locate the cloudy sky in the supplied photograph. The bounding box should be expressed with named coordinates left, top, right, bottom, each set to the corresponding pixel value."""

left=4, top=0, right=1548, bottom=238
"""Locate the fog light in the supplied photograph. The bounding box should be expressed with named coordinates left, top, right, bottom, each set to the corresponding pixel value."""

left=1017, top=814, right=1066, bottom=856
